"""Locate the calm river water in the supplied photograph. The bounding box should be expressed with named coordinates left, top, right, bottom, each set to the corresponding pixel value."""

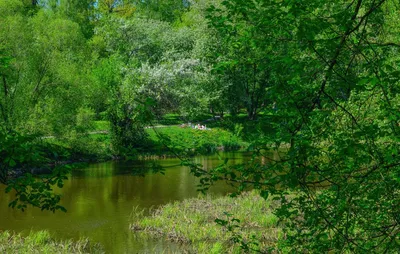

left=0, top=152, right=254, bottom=253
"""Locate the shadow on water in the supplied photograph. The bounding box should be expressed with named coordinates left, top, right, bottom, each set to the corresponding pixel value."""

left=0, top=151, right=254, bottom=253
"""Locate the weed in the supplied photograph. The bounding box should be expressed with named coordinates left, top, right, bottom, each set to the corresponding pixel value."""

left=0, top=230, right=103, bottom=254
left=131, top=191, right=281, bottom=253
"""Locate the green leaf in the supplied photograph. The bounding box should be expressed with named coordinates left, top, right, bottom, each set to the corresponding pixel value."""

left=8, top=159, right=16, bottom=167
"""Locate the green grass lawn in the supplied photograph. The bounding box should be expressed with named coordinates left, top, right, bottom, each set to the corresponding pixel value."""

left=146, top=126, right=247, bottom=154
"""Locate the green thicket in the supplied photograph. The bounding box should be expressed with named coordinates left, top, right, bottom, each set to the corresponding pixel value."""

left=193, top=0, right=400, bottom=252
left=0, top=0, right=399, bottom=252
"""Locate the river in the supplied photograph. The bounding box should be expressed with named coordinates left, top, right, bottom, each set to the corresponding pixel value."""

left=0, top=152, right=253, bottom=253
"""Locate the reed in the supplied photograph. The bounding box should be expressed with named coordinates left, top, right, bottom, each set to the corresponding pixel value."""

left=0, top=230, right=103, bottom=254
left=131, top=191, right=282, bottom=253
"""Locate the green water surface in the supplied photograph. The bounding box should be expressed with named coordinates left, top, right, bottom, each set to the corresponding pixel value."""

left=0, top=152, right=253, bottom=253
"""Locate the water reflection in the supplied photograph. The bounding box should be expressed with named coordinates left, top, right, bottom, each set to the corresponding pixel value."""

left=0, top=152, right=251, bottom=253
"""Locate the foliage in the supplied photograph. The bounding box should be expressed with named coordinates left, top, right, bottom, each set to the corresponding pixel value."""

left=94, top=13, right=221, bottom=120
left=127, top=59, right=218, bottom=118
left=207, top=2, right=273, bottom=119
left=0, top=130, right=70, bottom=212
left=132, top=0, right=190, bottom=23
left=0, top=2, right=90, bottom=136
left=198, top=0, right=400, bottom=252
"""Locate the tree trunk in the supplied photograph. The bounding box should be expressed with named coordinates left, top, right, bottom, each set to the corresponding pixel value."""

left=247, top=105, right=257, bottom=120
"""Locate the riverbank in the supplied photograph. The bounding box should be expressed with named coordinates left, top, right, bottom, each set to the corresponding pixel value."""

left=146, top=126, right=246, bottom=155
left=4, top=120, right=248, bottom=178
left=12, top=113, right=277, bottom=171
left=42, top=123, right=248, bottom=162
left=131, top=191, right=282, bottom=253
left=0, top=230, right=102, bottom=253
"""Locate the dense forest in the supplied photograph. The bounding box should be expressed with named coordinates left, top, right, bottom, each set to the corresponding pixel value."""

left=1, top=0, right=399, bottom=252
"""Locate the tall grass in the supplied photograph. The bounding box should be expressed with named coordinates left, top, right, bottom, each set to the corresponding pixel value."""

left=131, top=191, right=281, bottom=253
left=0, top=230, right=103, bottom=254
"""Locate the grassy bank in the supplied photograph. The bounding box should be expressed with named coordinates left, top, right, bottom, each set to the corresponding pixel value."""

left=131, top=191, right=281, bottom=253
left=20, top=112, right=265, bottom=172
left=45, top=123, right=247, bottom=160
left=37, top=110, right=283, bottom=160
left=5, top=118, right=249, bottom=181
left=0, top=230, right=102, bottom=254
left=146, top=126, right=247, bottom=155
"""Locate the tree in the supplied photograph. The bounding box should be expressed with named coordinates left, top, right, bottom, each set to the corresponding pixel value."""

left=197, top=0, right=400, bottom=252
left=92, top=13, right=215, bottom=151
left=0, top=1, right=91, bottom=212
left=98, top=0, right=135, bottom=17
left=132, top=0, right=190, bottom=23
left=0, top=6, right=89, bottom=135
left=208, top=3, right=273, bottom=119
left=90, top=54, right=150, bottom=152
left=55, top=0, right=96, bottom=38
